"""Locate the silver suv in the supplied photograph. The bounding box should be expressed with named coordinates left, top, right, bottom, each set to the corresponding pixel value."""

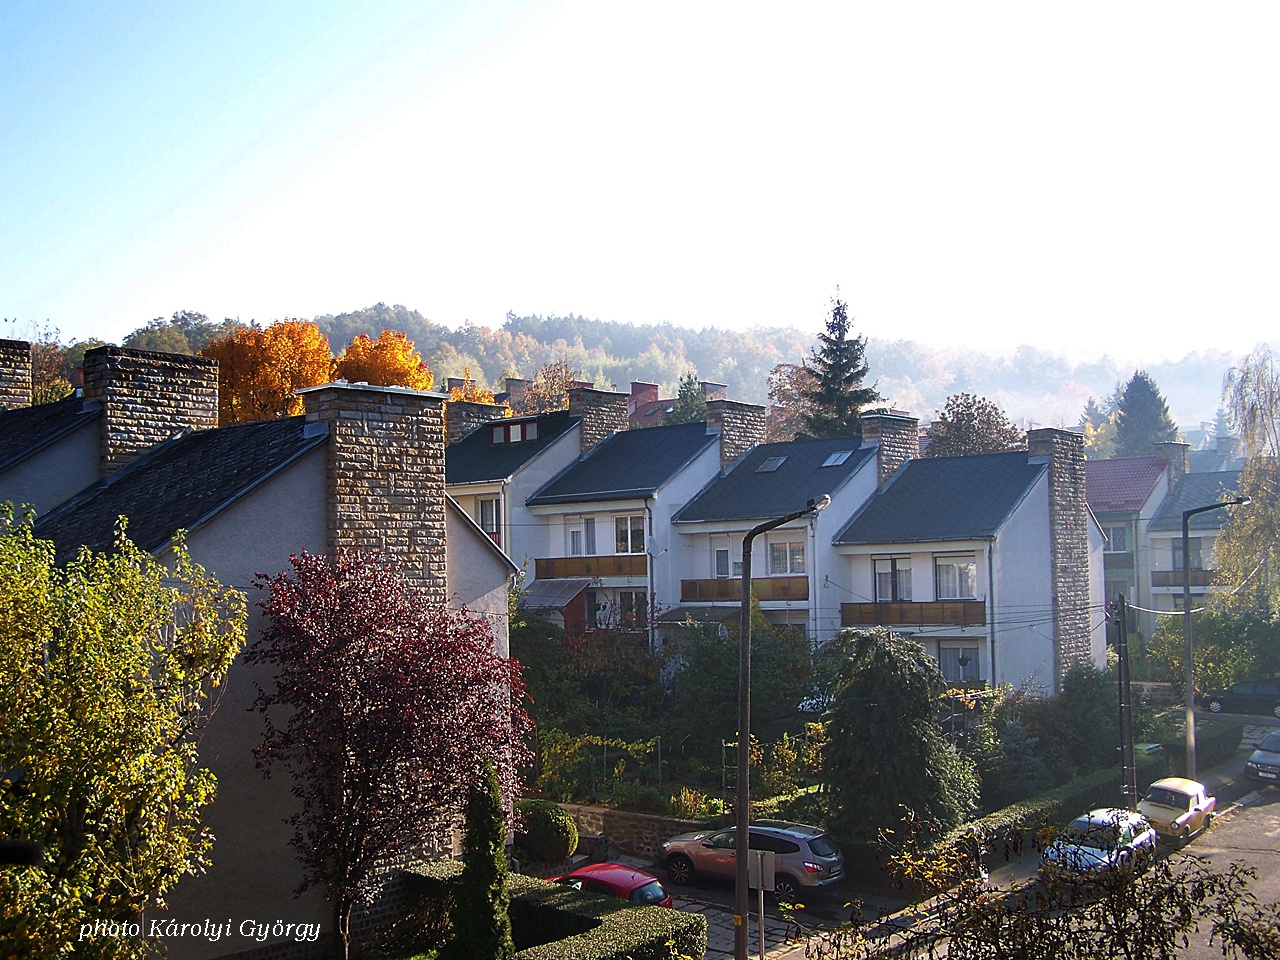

left=658, top=819, right=844, bottom=902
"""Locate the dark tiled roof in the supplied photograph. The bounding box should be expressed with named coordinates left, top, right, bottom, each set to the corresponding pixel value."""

left=526, top=422, right=717, bottom=505
left=1189, top=448, right=1245, bottom=474
left=34, top=417, right=326, bottom=562
left=1148, top=471, right=1244, bottom=532
left=673, top=436, right=874, bottom=523
left=0, top=396, right=100, bottom=472
left=446, top=411, right=578, bottom=484
left=1085, top=457, right=1168, bottom=514
left=630, top=397, right=674, bottom=428
left=833, top=452, right=1045, bottom=545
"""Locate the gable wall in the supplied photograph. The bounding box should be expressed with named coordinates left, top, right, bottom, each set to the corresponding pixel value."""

left=0, top=419, right=99, bottom=516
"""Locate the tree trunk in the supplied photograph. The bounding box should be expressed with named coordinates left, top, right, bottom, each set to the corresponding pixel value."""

left=335, top=899, right=351, bottom=960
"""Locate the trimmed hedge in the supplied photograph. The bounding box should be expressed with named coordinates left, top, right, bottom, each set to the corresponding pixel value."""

left=400, top=861, right=706, bottom=960
left=516, top=799, right=579, bottom=864
left=1161, top=719, right=1244, bottom=778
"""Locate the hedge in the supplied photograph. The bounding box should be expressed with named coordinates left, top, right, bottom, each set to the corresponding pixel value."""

left=398, top=861, right=706, bottom=960
left=516, top=799, right=579, bottom=864
left=1161, top=719, right=1245, bottom=779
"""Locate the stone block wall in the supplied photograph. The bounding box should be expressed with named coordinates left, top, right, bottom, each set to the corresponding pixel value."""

left=445, top=400, right=509, bottom=444
left=706, top=398, right=766, bottom=469
left=557, top=803, right=710, bottom=862
left=0, top=339, right=32, bottom=410
left=301, top=383, right=448, bottom=602
left=81, top=347, right=219, bottom=475
left=568, top=387, right=628, bottom=454
left=861, top=412, right=920, bottom=488
left=1152, top=440, right=1190, bottom=482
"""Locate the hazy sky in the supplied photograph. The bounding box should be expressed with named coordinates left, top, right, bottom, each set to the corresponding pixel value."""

left=3, top=2, right=1277, bottom=363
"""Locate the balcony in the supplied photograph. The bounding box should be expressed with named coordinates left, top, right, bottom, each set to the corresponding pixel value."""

left=534, top=555, right=647, bottom=580
left=1152, top=569, right=1215, bottom=588
left=841, top=600, right=986, bottom=628
left=680, top=576, right=809, bottom=603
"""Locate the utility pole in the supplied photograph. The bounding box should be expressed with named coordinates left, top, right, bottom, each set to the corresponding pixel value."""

left=1110, top=593, right=1137, bottom=808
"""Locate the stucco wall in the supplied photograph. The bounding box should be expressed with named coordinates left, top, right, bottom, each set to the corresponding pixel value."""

left=446, top=500, right=514, bottom=657
left=0, top=418, right=99, bottom=516
left=991, top=472, right=1057, bottom=694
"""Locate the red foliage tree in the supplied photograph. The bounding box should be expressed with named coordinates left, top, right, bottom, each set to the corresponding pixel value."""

left=247, top=551, right=531, bottom=960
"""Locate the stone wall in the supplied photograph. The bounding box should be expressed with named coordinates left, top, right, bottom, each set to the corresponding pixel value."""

left=300, top=383, right=448, bottom=601
left=706, top=398, right=766, bottom=470
left=557, top=803, right=710, bottom=862
left=81, top=346, right=219, bottom=475
left=568, top=387, right=628, bottom=454
left=861, top=412, right=920, bottom=488
left=1027, top=427, right=1092, bottom=688
left=0, top=339, right=32, bottom=410
left=1152, top=440, right=1190, bottom=482
left=445, top=399, right=509, bottom=444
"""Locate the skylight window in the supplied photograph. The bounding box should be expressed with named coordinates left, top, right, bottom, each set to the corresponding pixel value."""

left=756, top=456, right=788, bottom=473
left=822, top=451, right=853, bottom=467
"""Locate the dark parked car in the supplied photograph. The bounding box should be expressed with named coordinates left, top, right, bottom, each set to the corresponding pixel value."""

left=1199, top=678, right=1280, bottom=718
left=1245, top=731, right=1280, bottom=785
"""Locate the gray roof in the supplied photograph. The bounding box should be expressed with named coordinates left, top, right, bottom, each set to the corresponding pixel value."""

left=445, top=410, right=578, bottom=485
left=0, top=396, right=100, bottom=472
left=34, top=417, right=326, bottom=562
left=833, top=452, right=1045, bottom=545
left=526, top=422, right=717, bottom=506
left=673, top=436, right=874, bottom=523
left=1148, top=471, right=1244, bottom=532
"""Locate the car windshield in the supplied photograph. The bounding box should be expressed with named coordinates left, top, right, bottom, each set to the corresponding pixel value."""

left=807, top=834, right=839, bottom=858
left=1259, top=733, right=1280, bottom=753
left=1059, top=818, right=1119, bottom=849
left=1144, top=788, right=1190, bottom=809
left=629, top=880, right=668, bottom=905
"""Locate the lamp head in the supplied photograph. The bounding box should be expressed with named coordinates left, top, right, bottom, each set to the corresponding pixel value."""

left=806, top=494, right=832, bottom=515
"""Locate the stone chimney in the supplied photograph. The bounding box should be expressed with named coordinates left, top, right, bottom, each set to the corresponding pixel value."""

left=299, top=382, right=449, bottom=601
left=568, top=387, right=628, bottom=455
left=446, top=377, right=467, bottom=393
left=629, top=381, right=659, bottom=416
left=0, top=339, right=32, bottom=410
left=1217, top=434, right=1238, bottom=460
left=1027, top=427, right=1091, bottom=690
left=1152, top=440, right=1189, bottom=482
left=706, top=398, right=766, bottom=470
left=700, top=381, right=728, bottom=401
left=81, top=346, right=219, bottom=476
left=505, top=378, right=529, bottom=411
left=445, top=399, right=510, bottom=444
left=860, top=412, right=920, bottom=489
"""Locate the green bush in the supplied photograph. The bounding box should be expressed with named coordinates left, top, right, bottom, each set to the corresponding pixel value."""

left=1161, top=720, right=1245, bottom=778
left=608, top=780, right=666, bottom=812
left=515, top=800, right=578, bottom=864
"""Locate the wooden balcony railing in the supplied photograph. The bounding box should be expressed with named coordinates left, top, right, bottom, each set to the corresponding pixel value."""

left=841, top=600, right=986, bottom=628
left=680, top=577, right=809, bottom=602
left=534, top=555, right=647, bottom=579
left=1152, top=569, right=1214, bottom=588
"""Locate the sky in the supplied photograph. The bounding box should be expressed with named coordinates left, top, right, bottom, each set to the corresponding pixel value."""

left=3, top=1, right=1278, bottom=364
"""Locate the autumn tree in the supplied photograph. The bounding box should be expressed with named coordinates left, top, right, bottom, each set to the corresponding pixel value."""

left=335, top=330, right=433, bottom=390
left=248, top=551, right=530, bottom=960
left=765, top=362, right=819, bottom=441
left=661, top=371, right=707, bottom=425
left=800, top=297, right=881, bottom=439
left=0, top=512, right=246, bottom=959
left=201, top=319, right=335, bottom=424
left=449, top=367, right=498, bottom=404
left=512, top=359, right=583, bottom=414
left=1080, top=393, right=1118, bottom=459
left=1113, top=370, right=1178, bottom=457
left=924, top=393, right=1024, bottom=458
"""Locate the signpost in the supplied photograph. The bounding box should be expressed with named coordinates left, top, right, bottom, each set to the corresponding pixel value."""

left=748, top=850, right=776, bottom=960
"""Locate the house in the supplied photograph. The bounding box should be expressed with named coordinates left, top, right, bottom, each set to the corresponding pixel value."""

left=832, top=426, right=1106, bottom=694
left=3, top=344, right=516, bottom=959
left=522, top=395, right=764, bottom=638
left=628, top=379, right=728, bottom=429
left=1189, top=433, right=1245, bottom=474
left=1145, top=469, right=1244, bottom=615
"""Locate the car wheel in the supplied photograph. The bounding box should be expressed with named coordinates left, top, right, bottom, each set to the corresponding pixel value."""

left=1204, top=812, right=1214, bottom=832
left=1181, top=826, right=1192, bottom=846
left=1272, top=703, right=1280, bottom=719
left=772, top=875, right=800, bottom=904
left=1207, top=699, right=1224, bottom=714
left=665, top=855, right=694, bottom=886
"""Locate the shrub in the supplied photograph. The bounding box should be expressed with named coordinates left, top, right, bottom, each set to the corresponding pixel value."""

left=666, top=787, right=721, bottom=820
left=608, top=780, right=666, bottom=812
left=1161, top=719, right=1245, bottom=778
left=515, top=800, right=578, bottom=864
left=450, top=761, right=514, bottom=960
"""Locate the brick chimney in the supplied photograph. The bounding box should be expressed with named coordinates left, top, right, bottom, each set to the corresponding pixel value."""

left=81, top=346, right=219, bottom=476
left=860, top=412, right=919, bottom=488
left=706, top=398, right=766, bottom=470
left=700, top=381, right=728, bottom=401
left=1152, top=440, right=1189, bottom=482
left=0, top=339, right=32, bottom=410
left=299, top=382, right=449, bottom=601
left=505, top=378, right=530, bottom=411
left=445, top=400, right=510, bottom=444
left=629, top=381, right=659, bottom=416
left=568, top=387, right=628, bottom=454
left=1027, top=427, right=1091, bottom=691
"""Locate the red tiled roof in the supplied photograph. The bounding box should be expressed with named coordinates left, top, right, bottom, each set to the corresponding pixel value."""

left=629, top=397, right=674, bottom=427
left=1085, top=457, right=1168, bottom=513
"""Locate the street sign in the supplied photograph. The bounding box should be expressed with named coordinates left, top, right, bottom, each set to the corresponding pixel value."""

left=747, top=849, right=775, bottom=892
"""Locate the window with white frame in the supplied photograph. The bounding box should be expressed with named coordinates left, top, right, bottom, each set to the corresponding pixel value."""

left=478, top=497, right=499, bottom=535
left=939, top=646, right=980, bottom=684
left=491, top=420, right=538, bottom=444
left=874, top=557, right=912, bottom=602
left=715, top=548, right=730, bottom=578
left=769, top=540, right=805, bottom=575
left=568, top=517, right=597, bottom=556
left=1172, top=538, right=1204, bottom=571
left=615, top=515, right=645, bottom=554
left=1103, top=524, right=1129, bottom=553
left=935, top=555, right=977, bottom=600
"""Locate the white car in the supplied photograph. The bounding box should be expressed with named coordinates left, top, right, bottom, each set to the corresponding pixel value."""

left=1041, top=808, right=1157, bottom=877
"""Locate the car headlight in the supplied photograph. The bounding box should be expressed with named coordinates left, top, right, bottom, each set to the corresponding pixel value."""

left=1247, top=761, right=1259, bottom=770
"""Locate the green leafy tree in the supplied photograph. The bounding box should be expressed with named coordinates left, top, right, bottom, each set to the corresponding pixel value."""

left=0, top=511, right=246, bottom=959
left=924, top=393, right=1024, bottom=457
left=1150, top=608, right=1280, bottom=697
left=820, top=628, right=978, bottom=843
left=122, top=310, right=244, bottom=355
left=450, top=760, right=514, bottom=960
left=661, top=371, right=707, bottom=425
left=800, top=297, right=881, bottom=439
left=1113, top=370, right=1178, bottom=457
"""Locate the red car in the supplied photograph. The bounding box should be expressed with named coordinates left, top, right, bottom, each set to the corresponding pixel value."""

left=550, top=863, right=674, bottom=908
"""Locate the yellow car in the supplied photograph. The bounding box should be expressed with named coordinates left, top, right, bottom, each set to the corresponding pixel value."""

left=1136, top=777, right=1216, bottom=843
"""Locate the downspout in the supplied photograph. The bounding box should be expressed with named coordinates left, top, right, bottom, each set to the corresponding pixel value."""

left=645, top=498, right=656, bottom=653
left=987, top=537, right=997, bottom=687
left=500, top=479, right=509, bottom=561
left=809, top=513, right=820, bottom=643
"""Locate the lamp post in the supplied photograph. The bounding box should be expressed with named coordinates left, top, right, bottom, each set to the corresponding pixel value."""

left=734, top=494, right=830, bottom=960
left=1183, top=497, right=1249, bottom=779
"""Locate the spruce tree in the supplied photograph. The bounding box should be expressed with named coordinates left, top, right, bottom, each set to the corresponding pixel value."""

left=800, top=297, right=881, bottom=439
left=1113, top=370, right=1178, bottom=457
left=450, top=760, right=514, bottom=960
left=661, top=371, right=707, bottom=425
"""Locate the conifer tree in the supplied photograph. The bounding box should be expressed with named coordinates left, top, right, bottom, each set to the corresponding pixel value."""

left=800, top=297, right=880, bottom=439
left=661, top=372, right=707, bottom=425
left=451, top=760, right=515, bottom=960
left=1113, top=370, right=1178, bottom=457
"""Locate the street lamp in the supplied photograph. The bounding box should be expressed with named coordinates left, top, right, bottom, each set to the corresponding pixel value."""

left=1183, top=497, right=1249, bottom=779
left=735, top=494, right=830, bottom=960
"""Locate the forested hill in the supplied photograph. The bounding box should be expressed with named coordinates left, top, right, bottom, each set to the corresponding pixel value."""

left=311, top=304, right=1236, bottom=429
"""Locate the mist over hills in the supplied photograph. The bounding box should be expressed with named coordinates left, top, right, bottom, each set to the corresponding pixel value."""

left=314, top=303, right=1239, bottom=433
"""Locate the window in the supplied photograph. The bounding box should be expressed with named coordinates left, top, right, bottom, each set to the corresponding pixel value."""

left=585, top=590, right=603, bottom=629
left=478, top=498, right=499, bottom=534
left=875, top=558, right=912, bottom=601
left=822, top=451, right=853, bottom=467
left=715, top=548, right=730, bottom=578
left=568, top=517, right=596, bottom=556
left=619, top=590, right=647, bottom=627
left=769, top=540, right=805, bottom=574
left=940, top=646, right=980, bottom=683
left=491, top=420, right=539, bottom=444
left=1103, top=524, right=1129, bottom=553
left=1105, top=579, right=1131, bottom=603
left=756, top=456, right=788, bottom=473
left=1173, top=538, right=1204, bottom=571
left=616, top=515, right=645, bottom=554
left=935, top=556, right=977, bottom=600
left=570, top=530, right=583, bottom=556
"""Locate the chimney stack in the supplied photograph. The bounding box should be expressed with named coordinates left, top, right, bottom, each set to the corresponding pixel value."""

left=505, top=378, right=530, bottom=411
left=300, top=382, right=449, bottom=601
left=1152, top=440, right=1190, bottom=482
left=629, top=381, right=659, bottom=416
left=860, top=412, right=920, bottom=488
left=445, top=400, right=510, bottom=445
left=706, top=398, right=765, bottom=470
left=1217, top=434, right=1238, bottom=461
left=0, top=339, right=32, bottom=410
left=568, top=387, right=628, bottom=455
left=81, top=347, right=219, bottom=476
left=700, top=381, right=728, bottom=401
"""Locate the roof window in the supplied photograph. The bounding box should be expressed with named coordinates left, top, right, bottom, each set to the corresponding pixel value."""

left=491, top=421, right=538, bottom=445
left=756, top=456, right=788, bottom=473
left=822, top=451, right=853, bottom=467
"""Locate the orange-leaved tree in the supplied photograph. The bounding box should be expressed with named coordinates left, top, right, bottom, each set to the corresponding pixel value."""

left=448, top=368, right=498, bottom=405
left=201, top=320, right=335, bottom=425
left=335, top=330, right=433, bottom=390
